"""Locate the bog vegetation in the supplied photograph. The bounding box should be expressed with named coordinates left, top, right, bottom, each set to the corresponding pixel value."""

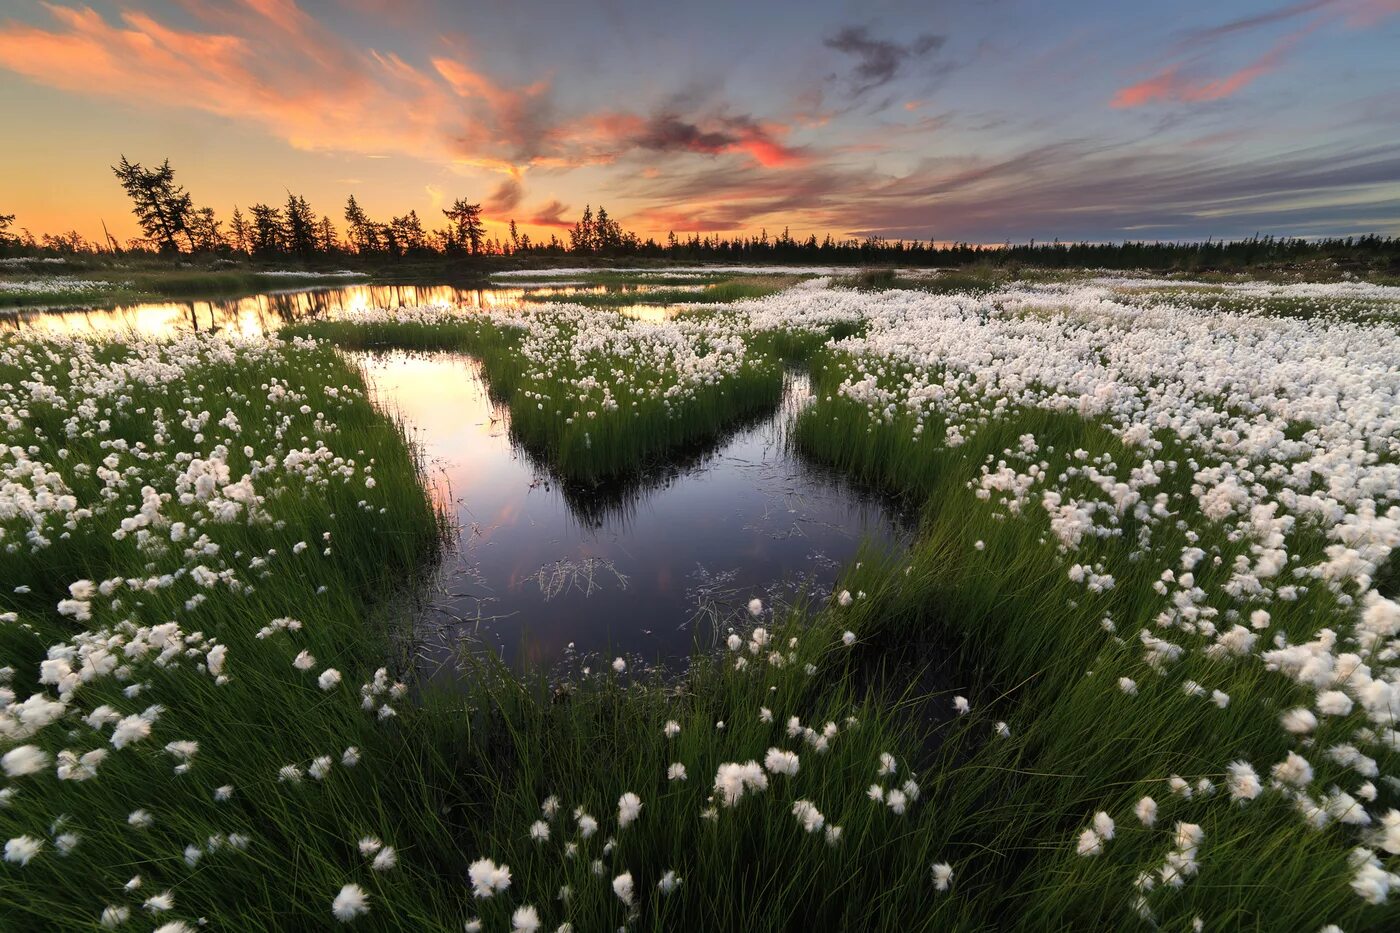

left=1, top=270, right=1399, bottom=931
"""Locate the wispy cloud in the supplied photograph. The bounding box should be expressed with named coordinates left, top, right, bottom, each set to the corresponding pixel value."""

left=1111, top=35, right=1299, bottom=108
left=1112, top=0, right=1400, bottom=109
left=0, top=1, right=810, bottom=178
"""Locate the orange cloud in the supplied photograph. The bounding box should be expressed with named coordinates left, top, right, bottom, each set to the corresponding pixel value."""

left=570, top=111, right=806, bottom=168
left=0, top=2, right=559, bottom=171
left=1111, top=33, right=1298, bottom=108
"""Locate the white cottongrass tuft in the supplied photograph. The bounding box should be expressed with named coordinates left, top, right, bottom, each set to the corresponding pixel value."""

left=931, top=862, right=954, bottom=892
left=510, top=905, right=540, bottom=932
left=469, top=858, right=512, bottom=898
left=1, top=745, right=49, bottom=778
left=4, top=835, right=43, bottom=865
left=612, top=871, right=635, bottom=905
left=714, top=760, right=768, bottom=806
left=765, top=747, right=800, bottom=776
left=617, top=792, right=643, bottom=827
left=331, top=883, right=369, bottom=922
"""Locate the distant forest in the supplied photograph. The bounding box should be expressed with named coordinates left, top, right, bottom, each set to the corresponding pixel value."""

left=2, top=156, right=1398, bottom=272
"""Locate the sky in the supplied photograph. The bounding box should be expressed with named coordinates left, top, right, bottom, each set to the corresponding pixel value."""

left=1, top=0, right=1399, bottom=245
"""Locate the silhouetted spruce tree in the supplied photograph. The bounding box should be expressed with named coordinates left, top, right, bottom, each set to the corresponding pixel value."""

left=187, top=207, right=224, bottom=252
left=570, top=205, right=594, bottom=253
left=390, top=211, right=427, bottom=253
left=317, top=215, right=340, bottom=253
left=112, top=156, right=194, bottom=253
left=508, top=219, right=520, bottom=253
left=0, top=213, right=14, bottom=250
left=282, top=193, right=318, bottom=258
left=379, top=222, right=401, bottom=258
left=343, top=195, right=381, bottom=254
left=442, top=198, right=485, bottom=255
left=228, top=207, right=250, bottom=255
left=247, top=203, right=283, bottom=256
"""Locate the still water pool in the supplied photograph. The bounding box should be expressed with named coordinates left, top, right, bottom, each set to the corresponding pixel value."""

left=7, top=284, right=911, bottom=674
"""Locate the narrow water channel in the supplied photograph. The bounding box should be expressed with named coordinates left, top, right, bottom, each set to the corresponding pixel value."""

left=6, top=283, right=913, bottom=678
left=359, top=351, right=912, bottom=679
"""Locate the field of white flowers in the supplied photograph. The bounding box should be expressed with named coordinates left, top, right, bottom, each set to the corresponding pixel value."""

left=2, top=272, right=1398, bottom=930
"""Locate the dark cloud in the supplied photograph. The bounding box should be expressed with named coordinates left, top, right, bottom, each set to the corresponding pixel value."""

left=824, top=25, right=946, bottom=96
left=484, top=177, right=523, bottom=214
left=632, top=114, right=741, bottom=155
left=524, top=199, right=572, bottom=227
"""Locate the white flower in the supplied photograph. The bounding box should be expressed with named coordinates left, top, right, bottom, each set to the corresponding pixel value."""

left=748, top=598, right=763, bottom=616
left=318, top=668, right=342, bottom=691
left=1076, top=829, right=1103, bottom=856
left=1093, top=811, right=1115, bottom=840
left=143, top=891, right=174, bottom=913
left=663, top=720, right=680, bottom=738
left=765, top=747, right=800, bottom=776
left=372, top=847, right=397, bottom=872
left=838, top=590, right=853, bottom=607
left=4, top=835, right=42, bottom=865
left=714, top=760, right=768, bottom=806
left=530, top=820, right=550, bottom=842
left=618, top=792, right=643, bottom=827
left=878, top=752, right=897, bottom=775
left=792, top=799, right=825, bottom=832
left=1227, top=760, right=1262, bottom=803
left=953, top=696, right=970, bottom=715
left=293, top=650, right=317, bottom=671
left=100, top=905, right=131, bottom=928
left=511, top=905, right=540, bottom=932
left=612, top=657, right=626, bottom=673
left=668, top=762, right=688, bottom=781
left=658, top=869, right=681, bottom=893
left=1135, top=796, right=1157, bottom=827
left=842, top=630, right=856, bottom=646
left=468, top=858, right=512, bottom=898
left=612, top=871, right=635, bottom=905
left=331, top=883, right=369, bottom=922
left=931, top=862, right=954, bottom=892
left=1, top=745, right=49, bottom=777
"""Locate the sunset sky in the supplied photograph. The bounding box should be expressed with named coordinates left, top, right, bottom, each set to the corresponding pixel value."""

left=2, top=0, right=1399, bottom=245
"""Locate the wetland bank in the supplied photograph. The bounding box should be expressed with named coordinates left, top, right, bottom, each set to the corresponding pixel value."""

left=2, top=266, right=1399, bottom=931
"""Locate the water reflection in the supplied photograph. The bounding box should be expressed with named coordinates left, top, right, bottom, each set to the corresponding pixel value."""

left=0, top=282, right=668, bottom=338
left=360, top=352, right=911, bottom=680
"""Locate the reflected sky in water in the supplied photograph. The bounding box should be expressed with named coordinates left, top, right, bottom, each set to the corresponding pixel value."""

left=7, top=284, right=908, bottom=679
left=360, top=352, right=910, bottom=680
left=0, top=282, right=677, bottom=337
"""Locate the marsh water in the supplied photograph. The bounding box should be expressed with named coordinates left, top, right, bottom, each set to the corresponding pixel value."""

left=5, top=283, right=911, bottom=676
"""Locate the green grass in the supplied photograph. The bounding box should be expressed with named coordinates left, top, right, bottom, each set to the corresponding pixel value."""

left=528, top=277, right=794, bottom=307
left=0, top=265, right=369, bottom=311
left=3, top=284, right=1397, bottom=930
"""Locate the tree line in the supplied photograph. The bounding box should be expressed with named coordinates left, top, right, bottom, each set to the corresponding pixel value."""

left=0, top=156, right=1397, bottom=273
